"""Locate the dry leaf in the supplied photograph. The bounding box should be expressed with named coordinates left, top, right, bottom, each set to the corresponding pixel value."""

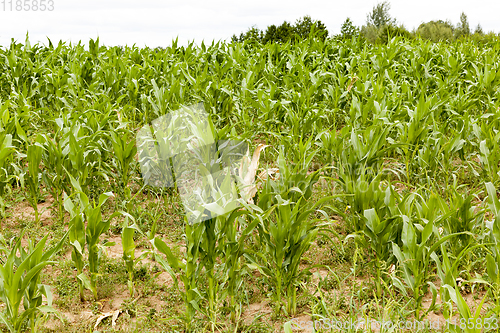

left=257, top=168, right=279, bottom=181
left=347, top=76, right=358, bottom=92
left=239, top=144, right=268, bottom=203
left=94, top=309, right=122, bottom=329
left=115, top=109, right=122, bottom=122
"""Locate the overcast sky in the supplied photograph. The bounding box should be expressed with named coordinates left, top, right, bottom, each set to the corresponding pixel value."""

left=0, top=0, right=498, bottom=48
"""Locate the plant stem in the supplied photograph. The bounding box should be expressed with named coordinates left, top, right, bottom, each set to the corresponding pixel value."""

left=57, top=192, right=64, bottom=223
left=208, top=274, right=216, bottom=332
left=80, top=284, right=85, bottom=302
left=33, top=202, right=39, bottom=226
left=376, top=258, right=382, bottom=298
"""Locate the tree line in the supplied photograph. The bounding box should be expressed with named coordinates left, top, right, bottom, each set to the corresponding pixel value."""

left=232, top=1, right=499, bottom=45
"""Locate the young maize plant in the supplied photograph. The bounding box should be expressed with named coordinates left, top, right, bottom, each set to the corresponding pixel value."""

left=144, top=110, right=258, bottom=330
left=25, top=137, right=43, bottom=226
left=63, top=123, right=110, bottom=197
left=338, top=170, right=387, bottom=234
left=153, top=200, right=262, bottom=330
left=152, top=143, right=254, bottom=331
left=441, top=183, right=483, bottom=263
left=485, top=182, right=500, bottom=312
left=63, top=174, right=118, bottom=301
left=433, top=240, right=488, bottom=326
left=441, top=284, right=490, bottom=333
left=218, top=206, right=263, bottom=323
left=254, top=143, right=336, bottom=315
left=40, top=131, right=70, bottom=223
left=121, top=217, right=148, bottom=297
left=391, top=192, right=465, bottom=320
left=348, top=206, right=400, bottom=298
left=473, top=117, right=500, bottom=186
left=395, top=94, right=437, bottom=183
left=110, top=130, right=137, bottom=205
left=0, top=230, right=69, bottom=333
left=0, top=133, right=14, bottom=220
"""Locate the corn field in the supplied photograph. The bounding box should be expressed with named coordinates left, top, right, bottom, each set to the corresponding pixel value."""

left=0, top=35, right=500, bottom=332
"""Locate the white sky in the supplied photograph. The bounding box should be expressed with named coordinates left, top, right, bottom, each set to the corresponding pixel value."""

left=0, top=0, right=498, bottom=48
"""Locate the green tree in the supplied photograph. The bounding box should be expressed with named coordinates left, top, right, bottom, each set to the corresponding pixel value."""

left=366, top=1, right=396, bottom=29
left=340, top=18, right=360, bottom=39
left=276, top=21, right=294, bottom=43
left=455, top=12, right=470, bottom=39
left=361, top=1, right=397, bottom=43
left=474, top=23, right=484, bottom=35
left=293, top=16, right=329, bottom=41
left=262, top=21, right=294, bottom=44
left=261, top=25, right=279, bottom=44
left=261, top=21, right=294, bottom=44
left=235, top=16, right=328, bottom=44
left=231, top=25, right=263, bottom=44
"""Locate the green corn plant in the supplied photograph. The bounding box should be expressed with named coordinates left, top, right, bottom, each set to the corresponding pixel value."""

left=315, top=129, right=343, bottom=175
left=25, top=137, right=43, bottom=225
left=152, top=218, right=214, bottom=330
left=218, top=207, right=263, bottom=323
left=82, top=191, right=115, bottom=301
left=256, top=194, right=333, bottom=316
left=63, top=174, right=117, bottom=301
left=254, top=145, right=336, bottom=316
left=337, top=170, right=387, bottom=234
left=415, top=131, right=443, bottom=181
left=391, top=192, right=463, bottom=319
left=150, top=136, right=255, bottom=330
left=66, top=129, right=92, bottom=195
left=121, top=218, right=148, bottom=297
left=0, top=229, right=69, bottom=333
left=110, top=130, right=137, bottom=203
left=441, top=183, right=483, bottom=265
left=0, top=133, right=14, bottom=220
left=276, top=136, right=322, bottom=204
left=348, top=207, right=401, bottom=298
left=64, top=125, right=109, bottom=196
left=440, top=129, right=467, bottom=184
left=344, top=180, right=404, bottom=297
left=63, top=189, right=86, bottom=302
left=432, top=243, right=457, bottom=321
left=197, top=137, right=263, bottom=323
left=472, top=117, right=500, bottom=186
left=394, top=94, right=438, bottom=183
left=16, top=231, right=69, bottom=332
left=433, top=241, right=488, bottom=322
left=196, top=217, right=226, bottom=330
left=40, top=128, right=70, bottom=223
left=153, top=204, right=260, bottom=331
left=485, top=182, right=500, bottom=311
left=441, top=284, right=490, bottom=333
left=151, top=235, right=191, bottom=327
left=336, top=124, right=393, bottom=181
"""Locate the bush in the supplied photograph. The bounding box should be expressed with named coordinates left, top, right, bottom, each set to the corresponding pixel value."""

left=377, top=24, right=413, bottom=44
left=416, top=20, right=454, bottom=42
left=360, top=24, right=380, bottom=44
